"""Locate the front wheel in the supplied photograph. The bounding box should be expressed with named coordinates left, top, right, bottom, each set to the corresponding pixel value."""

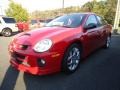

left=2, top=28, right=12, bottom=37
left=62, top=44, right=81, bottom=74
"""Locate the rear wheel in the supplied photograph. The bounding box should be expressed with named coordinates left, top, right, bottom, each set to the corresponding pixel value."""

left=62, top=44, right=81, bottom=74
left=104, top=36, right=111, bottom=48
left=2, top=28, right=12, bottom=37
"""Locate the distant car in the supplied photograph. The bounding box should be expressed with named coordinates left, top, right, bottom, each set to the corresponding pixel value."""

left=30, top=19, right=53, bottom=29
left=9, top=13, right=112, bottom=75
left=16, top=22, right=24, bottom=32
left=30, top=19, right=38, bottom=29
left=0, top=16, right=18, bottom=37
left=43, top=19, right=53, bottom=26
left=30, top=19, right=41, bottom=29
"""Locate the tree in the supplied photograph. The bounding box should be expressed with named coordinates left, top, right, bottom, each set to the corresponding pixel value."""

left=30, top=6, right=81, bottom=20
left=104, top=0, right=117, bottom=24
left=81, top=0, right=117, bottom=25
left=81, top=0, right=97, bottom=12
left=30, top=0, right=117, bottom=25
left=5, top=0, right=29, bottom=22
left=92, top=1, right=107, bottom=17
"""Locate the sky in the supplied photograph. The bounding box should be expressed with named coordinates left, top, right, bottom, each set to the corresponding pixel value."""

left=0, top=0, right=93, bottom=15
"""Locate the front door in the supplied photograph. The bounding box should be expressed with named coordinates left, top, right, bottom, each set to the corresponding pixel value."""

left=82, top=15, right=100, bottom=56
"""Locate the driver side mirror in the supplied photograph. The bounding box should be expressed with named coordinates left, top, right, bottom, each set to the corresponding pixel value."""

left=84, top=23, right=97, bottom=30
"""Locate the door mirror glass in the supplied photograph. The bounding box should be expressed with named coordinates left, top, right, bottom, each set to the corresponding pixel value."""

left=84, top=23, right=97, bottom=30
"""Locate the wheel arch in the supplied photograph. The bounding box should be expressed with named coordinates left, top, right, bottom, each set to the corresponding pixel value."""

left=64, top=39, right=84, bottom=56
left=70, top=40, right=83, bottom=52
left=61, top=40, right=83, bottom=73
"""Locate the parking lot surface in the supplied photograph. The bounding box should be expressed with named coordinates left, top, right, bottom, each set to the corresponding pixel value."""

left=0, top=34, right=120, bottom=90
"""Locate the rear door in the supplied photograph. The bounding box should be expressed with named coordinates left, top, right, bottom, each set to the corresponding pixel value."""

left=96, top=15, right=108, bottom=46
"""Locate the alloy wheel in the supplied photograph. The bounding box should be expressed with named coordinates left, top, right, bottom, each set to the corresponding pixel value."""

left=67, top=47, right=80, bottom=71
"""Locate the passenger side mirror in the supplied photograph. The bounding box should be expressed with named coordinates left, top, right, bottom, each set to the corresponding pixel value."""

left=84, top=23, right=97, bottom=30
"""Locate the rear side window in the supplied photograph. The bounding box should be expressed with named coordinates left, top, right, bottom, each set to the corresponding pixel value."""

left=85, top=15, right=98, bottom=26
left=2, top=17, right=16, bottom=23
left=96, top=16, right=107, bottom=26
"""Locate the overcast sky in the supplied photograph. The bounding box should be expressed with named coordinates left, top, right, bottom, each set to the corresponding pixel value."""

left=0, top=0, right=93, bottom=15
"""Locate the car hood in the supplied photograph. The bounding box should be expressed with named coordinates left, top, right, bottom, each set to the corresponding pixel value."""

left=13, top=26, right=82, bottom=46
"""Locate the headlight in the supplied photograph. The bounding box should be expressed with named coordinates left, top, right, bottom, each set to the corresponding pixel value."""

left=33, top=39, right=52, bottom=52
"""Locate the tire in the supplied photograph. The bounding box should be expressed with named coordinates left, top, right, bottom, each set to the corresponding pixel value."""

left=104, top=36, right=111, bottom=49
left=2, top=28, right=12, bottom=37
left=62, top=44, right=81, bottom=74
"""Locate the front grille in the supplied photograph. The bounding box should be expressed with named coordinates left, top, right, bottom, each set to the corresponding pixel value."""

left=11, top=52, right=25, bottom=64
left=15, top=59, right=23, bottom=64
left=12, top=52, right=25, bottom=59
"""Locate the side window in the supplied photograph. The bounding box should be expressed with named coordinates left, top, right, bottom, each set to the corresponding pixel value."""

left=0, top=20, right=1, bottom=24
left=96, top=16, right=107, bottom=26
left=85, top=15, right=98, bottom=26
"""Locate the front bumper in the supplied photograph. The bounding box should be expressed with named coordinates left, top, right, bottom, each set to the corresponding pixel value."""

left=9, top=44, right=63, bottom=75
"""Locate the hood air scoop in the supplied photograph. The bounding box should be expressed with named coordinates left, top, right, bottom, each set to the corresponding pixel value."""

left=22, top=33, right=31, bottom=36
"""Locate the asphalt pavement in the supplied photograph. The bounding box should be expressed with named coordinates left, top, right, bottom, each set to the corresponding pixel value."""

left=0, top=34, right=120, bottom=90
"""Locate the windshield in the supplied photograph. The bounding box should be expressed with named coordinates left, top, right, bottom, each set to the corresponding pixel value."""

left=46, top=14, right=85, bottom=28
left=2, top=17, right=16, bottom=23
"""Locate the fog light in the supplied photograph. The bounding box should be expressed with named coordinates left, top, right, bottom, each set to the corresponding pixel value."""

left=37, top=59, right=46, bottom=67
left=41, top=59, right=45, bottom=64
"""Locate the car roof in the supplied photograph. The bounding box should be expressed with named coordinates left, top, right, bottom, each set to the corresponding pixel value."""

left=68, top=12, right=95, bottom=15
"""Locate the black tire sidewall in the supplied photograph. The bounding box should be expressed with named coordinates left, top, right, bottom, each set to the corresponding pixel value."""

left=104, top=36, right=111, bottom=49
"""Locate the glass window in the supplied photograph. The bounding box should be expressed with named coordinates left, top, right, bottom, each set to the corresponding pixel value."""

left=2, top=17, right=16, bottom=23
left=96, top=16, right=107, bottom=26
left=46, top=14, right=85, bottom=28
left=0, top=20, right=1, bottom=24
left=85, top=15, right=98, bottom=26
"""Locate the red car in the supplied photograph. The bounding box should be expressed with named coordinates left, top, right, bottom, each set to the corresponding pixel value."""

left=9, top=13, right=112, bottom=75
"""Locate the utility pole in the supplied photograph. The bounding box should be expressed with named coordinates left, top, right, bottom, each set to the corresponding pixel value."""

left=60, top=0, right=64, bottom=15
left=0, top=5, right=3, bottom=15
left=62, top=0, right=64, bottom=9
left=114, top=0, right=120, bottom=31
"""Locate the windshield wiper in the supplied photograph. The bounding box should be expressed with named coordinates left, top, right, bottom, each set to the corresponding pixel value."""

left=62, top=25, right=72, bottom=28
